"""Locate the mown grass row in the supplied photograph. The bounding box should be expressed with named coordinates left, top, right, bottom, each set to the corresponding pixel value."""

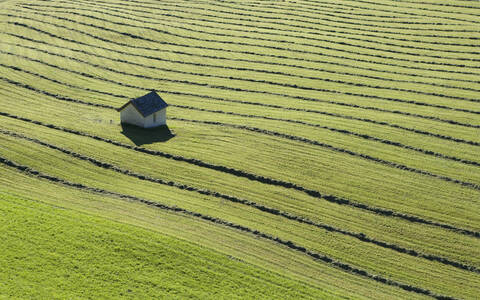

left=3, top=89, right=476, bottom=232
left=4, top=24, right=479, bottom=129
left=8, top=7, right=480, bottom=107
left=7, top=8, right=480, bottom=88
left=299, top=0, right=480, bottom=23
left=29, top=0, right=480, bottom=59
left=3, top=74, right=479, bottom=196
left=0, top=139, right=474, bottom=299
left=3, top=61, right=477, bottom=168
left=1, top=0, right=479, bottom=297
left=3, top=94, right=480, bottom=270
left=237, top=0, right=480, bottom=23
left=1, top=46, right=478, bottom=191
left=99, top=0, right=480, bottom=47
left=8, top=14, right=480, bottom=100
left=19, top=3, right=480, bottom=73
left=2, top=127, right=479, bottom=275
left=0, top=167, right=432, bottom=300
left=0, top=193, right=324, bottom=299
left=1, top=28, right=478, bottom=162
left=1, top=110, right=479, bottom=242
left=74, top=1, right=475, bottom=47
left=1, top=48, right=478, bottom=151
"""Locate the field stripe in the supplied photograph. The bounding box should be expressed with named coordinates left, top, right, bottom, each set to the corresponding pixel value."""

left=0, top=156, right=458, bottom=300
left=3, top=128, right=478, bottom=274
left=20, top=3, right=480, bottom=68
left=181, top=0, right=452, bottom=25
left=2, top=75, right=479, bottom=191
left=16, top=4, right=480, bottom=74
left=1, top=111, right=479, bottom=240
left=2, top=48, right=478, bottom=148
left=3, top=61, right=478, bottom=168
left=19, top=3, right=480, bottom=104
left=74, top=0, right=480, bottom=50
left=156, top=0, right=480, bottom=39
left=8, top=14, right=480, bottom=92
left=7, top=10, right=480, bottom=85
left=299, top=0, right=480, bottom=22
left=4, top=40, right=479, bottom=130
left=6, top=26, right=480, bottom=114
left=234, top=0, right=480, bottom=22
left=92, top=0, right=480, bottom=30
left=214, top=0, right=480, bottom=24
left=58, top=0, right=480, bottom=52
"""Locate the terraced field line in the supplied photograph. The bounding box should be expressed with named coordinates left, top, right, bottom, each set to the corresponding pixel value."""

left=1, top=48, right=478, bottom=147
left=1, top=62, right=478, bottom=168
left=299, top=0, right=480, bottom=24
left=1, top=111, right=478, bottom=239
left=76, top=0, right=480, bottom=47
left=8, top=18, right=480, bottom=97
left=15, top=5, right=480, bottom=77
left=31, top=1, right=480, bottom=59
left=7, top=14, right=480, bottom=106
left=1, top=128, right=478, bottom=274
left=20, top=4, right=480, bottom=71
left=0, top=156, right=459, bottom=300
left=2, top=75, right=479, bottom=191
left=7, top=10, right=480, bottom=85
left=4, top=39, right=479, bottom=129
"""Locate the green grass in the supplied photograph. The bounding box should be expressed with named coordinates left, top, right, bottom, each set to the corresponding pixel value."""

left=0, top=192, right=328, bottom=299
left=0, top=0, right=479, bottom=298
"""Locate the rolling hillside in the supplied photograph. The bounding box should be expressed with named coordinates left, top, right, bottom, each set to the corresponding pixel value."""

left=0, top=0, right=479, bottom=298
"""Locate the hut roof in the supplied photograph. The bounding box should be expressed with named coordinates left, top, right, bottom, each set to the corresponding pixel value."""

left=117, top=91, right=168, bottom=117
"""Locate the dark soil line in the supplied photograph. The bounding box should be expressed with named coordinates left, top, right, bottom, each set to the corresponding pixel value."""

left=172, top=117, right=480, bottom=191
left=9, top=16, right=480, bottom=95
left=21, top=3, right=480, bottom=69
left=153, top=0, right=453, bottom=25
left=2, top=75, right=478, bottom=190
left=63, top=0, right=480, bottom=52
left=17, top=5, right=480, bottom=74
left=384, top=0, right=480, bottom=10
left=0, top=156, right=460, bottom=300
left=199, top=0, right=480, bottom=25
left=299, top=0, right=480, bottom=22
left=6, top=40, right=480, bottom=130
left=173, top=105, right=480, bottom=167
left=3, top=128, right=478, bottom=274
left=229, top=0, right=480, bottom=24
left=1, top=50, right=479, bottom=148
left=77, top=0, right=480, bottom=33
left=8, top=27, right=480, bottom=113
left=3, top=61, right=478, bottom=168
left=1, top=111, right=478, bottom=240
left=0, top=63, right=128, bottom=100
left=102, top=0, right=480, bottom=40
left=20, top=4, right=480, bottom=105
left=7, top=11, right=480, bottom=85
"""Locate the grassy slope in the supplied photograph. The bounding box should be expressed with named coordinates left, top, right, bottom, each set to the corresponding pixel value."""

left=0, top=168, right=422, bottom=300
left=0, top=0, right=479, bottom=298
left=0, top=192, right=326, bottom=299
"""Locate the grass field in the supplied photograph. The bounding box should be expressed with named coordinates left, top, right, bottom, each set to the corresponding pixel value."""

left=0, top=0, right=479, bottom=298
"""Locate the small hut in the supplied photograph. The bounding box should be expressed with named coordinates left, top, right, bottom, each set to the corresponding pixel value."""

left=117, top=91, right=168, bottom=128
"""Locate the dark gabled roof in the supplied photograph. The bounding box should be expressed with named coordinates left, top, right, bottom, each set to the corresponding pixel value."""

left=117, top=91, right=168, bottom=117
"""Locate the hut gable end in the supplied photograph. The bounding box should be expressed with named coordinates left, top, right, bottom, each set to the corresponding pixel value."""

left=117, top=91, right=168, bottom=128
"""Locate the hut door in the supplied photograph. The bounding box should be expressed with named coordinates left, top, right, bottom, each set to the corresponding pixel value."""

left=153, top=112, right=157, bottom=123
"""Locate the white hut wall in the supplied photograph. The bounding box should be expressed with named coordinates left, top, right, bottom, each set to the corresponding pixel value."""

left=144, top=108, right=167, bottom=128
left=120, top=104, right=145, bottom=127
